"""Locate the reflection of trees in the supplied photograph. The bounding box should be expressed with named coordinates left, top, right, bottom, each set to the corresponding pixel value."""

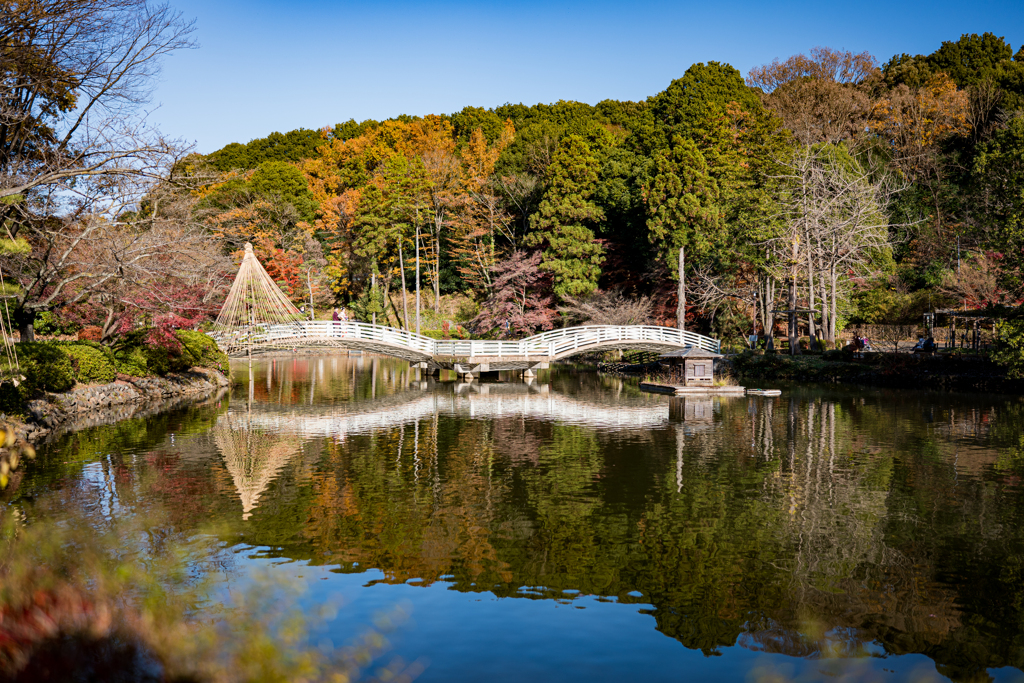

left=299, top=413, right=513, bottom=586
left=152, top=363, right=1024, bottom=679
left=491, top=416, right=543, bottom=466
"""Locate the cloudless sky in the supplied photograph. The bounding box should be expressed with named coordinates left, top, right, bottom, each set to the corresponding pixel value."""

left=147, top=0, right=1024, bottom=154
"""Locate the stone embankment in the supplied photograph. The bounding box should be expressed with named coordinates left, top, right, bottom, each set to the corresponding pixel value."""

left=19, top=367, right=230, bottom=442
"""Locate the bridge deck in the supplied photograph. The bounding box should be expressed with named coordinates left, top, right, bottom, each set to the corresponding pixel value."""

left=209, top=321, right=721, bottom=367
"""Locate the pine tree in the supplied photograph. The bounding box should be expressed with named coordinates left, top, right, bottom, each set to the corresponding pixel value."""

left=644, top=135, right=722, bottom=280
left=526, top=135, right=605, bottom=299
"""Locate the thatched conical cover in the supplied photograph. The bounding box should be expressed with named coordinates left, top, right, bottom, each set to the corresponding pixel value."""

left=213, top=242, right=305, bottom=331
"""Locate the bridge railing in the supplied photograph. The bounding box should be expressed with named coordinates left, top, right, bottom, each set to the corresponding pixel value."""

left=210, top=321, right=721, bottom=356
left=519, top=325, right=721, bottom=356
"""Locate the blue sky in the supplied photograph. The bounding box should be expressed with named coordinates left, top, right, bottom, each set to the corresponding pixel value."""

left=148, top=0, right=1024, bottom=154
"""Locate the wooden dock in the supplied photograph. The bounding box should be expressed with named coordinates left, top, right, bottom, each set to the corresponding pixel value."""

left=640, top=383, right=746, bottom=396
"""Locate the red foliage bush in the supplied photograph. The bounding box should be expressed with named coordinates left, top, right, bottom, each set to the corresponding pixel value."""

left=77, top=326, right=102, bottom=342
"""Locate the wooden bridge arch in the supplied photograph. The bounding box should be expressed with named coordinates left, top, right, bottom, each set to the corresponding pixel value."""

left=208, top=320, right=721, bottom=373
left=208, top=242, right=721, bottom=374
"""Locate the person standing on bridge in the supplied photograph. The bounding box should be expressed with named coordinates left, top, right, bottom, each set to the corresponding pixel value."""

left=332, top=307, right=340, bottom=322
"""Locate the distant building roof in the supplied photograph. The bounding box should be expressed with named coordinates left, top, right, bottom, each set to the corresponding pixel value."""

left=660, top=346, right=723, bottom=360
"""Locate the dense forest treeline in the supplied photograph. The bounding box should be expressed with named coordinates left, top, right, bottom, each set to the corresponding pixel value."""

left=186, top=32, right=1024, bottom=346
left=1, top=4, right=1023, bottom=351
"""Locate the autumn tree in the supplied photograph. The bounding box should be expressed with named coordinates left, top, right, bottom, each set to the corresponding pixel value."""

left=869, top=72, right=971, bottom=270
left=769, top=144, right=899, bottom=345
left=14, top=182, right=230, bottom=342
left=0, top=0, right=195, bottom=202
left=558, top=289, right=653, bottom=326
left=452, top=123, right=516, bottom=295
left=0, top=0, right=197, bottom=338
left=747, top=47, right=878, bottom=146
left=416, top=117, right=461, bottom=313
left=472, top=250, right=556, bottom=337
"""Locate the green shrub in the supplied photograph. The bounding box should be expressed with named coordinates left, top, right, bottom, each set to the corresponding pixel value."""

left=34, top=310, right=80, bottom=337
left=111, top=329, right=228, bottom=378
left=17, top=342, right=74, bottom=393
left=993, top=318, right=1024, bottom=379
left=64, top=344, right=116, bottom=384
left=0, top=381, right=24, bottom=414
left=822, top=348, right=853, bottom=362
left=142, top=342, right=181, bottom=375
left=114, top=346, right=149, bottom=377
left=174, top=330, right=229, bottom=374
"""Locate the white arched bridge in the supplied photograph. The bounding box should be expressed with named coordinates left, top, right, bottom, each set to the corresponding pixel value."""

left=208, top=242, right=720, bottom=376
left=209, top=321, right=721, bottom=376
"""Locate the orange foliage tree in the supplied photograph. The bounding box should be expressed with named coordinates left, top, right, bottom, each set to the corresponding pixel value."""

left=451, top=122, right=516, bottom=295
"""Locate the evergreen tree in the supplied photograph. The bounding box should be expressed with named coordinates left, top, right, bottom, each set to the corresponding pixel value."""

left=644, top=135, right=721, bottom=279
left=526, top=135, right=606, bottom=299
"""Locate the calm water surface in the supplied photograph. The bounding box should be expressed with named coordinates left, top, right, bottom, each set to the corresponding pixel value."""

left=11, top=355, right=1024, bottom=682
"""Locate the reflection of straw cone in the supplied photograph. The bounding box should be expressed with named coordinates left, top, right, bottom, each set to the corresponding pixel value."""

left=214, top=416, right=301, bottom=520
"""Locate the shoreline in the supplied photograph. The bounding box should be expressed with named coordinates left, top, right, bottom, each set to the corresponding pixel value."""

left=0, top=368, right=229, bottom=499
left=13, top=367, right=230, bottom=444
left=596, top=353, right=1023, bottom=395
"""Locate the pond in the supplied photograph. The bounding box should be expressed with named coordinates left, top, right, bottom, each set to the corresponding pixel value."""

left=8, top=354, right=1024, bottom=682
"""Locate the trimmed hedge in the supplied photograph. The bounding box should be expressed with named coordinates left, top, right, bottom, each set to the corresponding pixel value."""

left=17, top=343, right=74, bottom=393
left=64, top=344, right=116, bottom=383
left=114, top=346, right=149, bottom=377
left=17, top=329, right=229, bottom=396
left=419, top=328, right=473, bottom=341
left=111, top=329, right=228, bottom=377
left=174, top=330, right=230, bottom=375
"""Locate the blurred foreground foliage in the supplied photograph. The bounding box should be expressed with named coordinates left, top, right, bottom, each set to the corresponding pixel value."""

left=0, top=488, right=416, bottom=682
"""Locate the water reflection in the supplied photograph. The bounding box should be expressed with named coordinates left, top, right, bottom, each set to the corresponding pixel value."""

left=18, top=355, right=1024, bottom=681
left=214, top=419, right=301, bottom=520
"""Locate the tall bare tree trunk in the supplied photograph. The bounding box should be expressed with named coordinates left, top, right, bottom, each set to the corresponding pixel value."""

left=371, top=270, right=377, bottom=326
left=830, top=269, right=839, bottom=344
left=758, top=275, right=777, bottom=349
left=307, top=268, right=315, bottom=319
left=807, top=254, right=817, bottom=343
left=788, top=278, right=801, bottom=356
left=677, top=246, right=685, bottom=332
left=433, top=230, right=441, bottom=314
left=819, top=279, right=830, bottom=345
left=399, top=242, right=409, bottom=330
left=415, top=229, right=421, bottom=336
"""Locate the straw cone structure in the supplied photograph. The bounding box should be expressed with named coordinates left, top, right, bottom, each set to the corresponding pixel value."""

left=213, top=242, right=305, bottom=332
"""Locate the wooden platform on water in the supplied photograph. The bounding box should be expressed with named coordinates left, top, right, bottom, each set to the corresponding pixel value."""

left=640, top=383, right=746, bottom=396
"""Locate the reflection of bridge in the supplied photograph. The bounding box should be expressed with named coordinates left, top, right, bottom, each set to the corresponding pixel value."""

left=230, top=382, right=677, bottom=437
left=210, top=322, right=721, bottom=375
left=212, top=380, right=730, bottom=520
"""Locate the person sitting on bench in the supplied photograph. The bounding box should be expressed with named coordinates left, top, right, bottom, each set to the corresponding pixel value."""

left=913, top=337, right=937, bottom=354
